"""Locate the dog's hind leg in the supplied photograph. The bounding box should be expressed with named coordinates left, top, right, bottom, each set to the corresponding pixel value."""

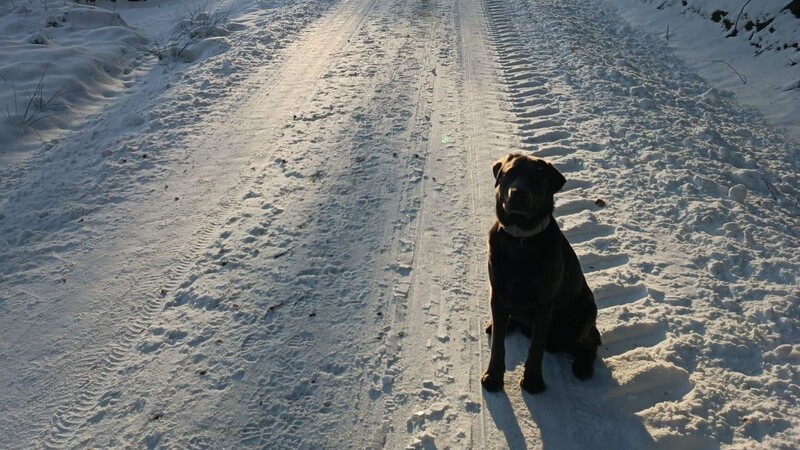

left=572, top=322, right=601, bottom=380
left=569, top=287, right=601, bottom=379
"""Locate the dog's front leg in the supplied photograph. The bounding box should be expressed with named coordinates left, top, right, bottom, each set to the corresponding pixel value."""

left=481, top=288, right=509, bottom=392
left=520, top=305, right=554, bottom=394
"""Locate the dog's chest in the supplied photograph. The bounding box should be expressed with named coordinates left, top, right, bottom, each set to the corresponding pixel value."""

left=494, top=257, right=549, bottom=311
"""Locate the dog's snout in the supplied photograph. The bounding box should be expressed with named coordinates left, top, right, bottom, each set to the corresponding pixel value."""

left=504, top=186, right=533, bottom=214
left=506, top=186, right=528, bottom=203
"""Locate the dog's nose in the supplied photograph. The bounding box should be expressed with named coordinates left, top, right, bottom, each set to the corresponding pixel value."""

left=506, top=187, right=531, bottom=210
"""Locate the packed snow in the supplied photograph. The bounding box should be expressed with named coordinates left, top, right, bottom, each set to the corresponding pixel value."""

left=0, top=0, right=798, bottom=448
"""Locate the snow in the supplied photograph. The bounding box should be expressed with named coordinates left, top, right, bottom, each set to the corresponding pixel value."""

left=605, top=0, right=800, bottom=138
left=1, top=0, right=799, bottom=448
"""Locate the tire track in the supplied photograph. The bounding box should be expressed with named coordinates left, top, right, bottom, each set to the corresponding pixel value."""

left=455, top=0, right=529, bottom=445
left=42, top=0, right=381, bottom=446
left=501, top=0, right=799, bottom=445
left=365, top=1, right=493, bottom=446
left=358, top=0, right=527, bottom=445
left=481, top=0, right=694, bottom=445
left=44, top=173, right=252, bottom=449
left=133, top=1, right=455, bottom=447
left=485, top=0, right=653, bottom=347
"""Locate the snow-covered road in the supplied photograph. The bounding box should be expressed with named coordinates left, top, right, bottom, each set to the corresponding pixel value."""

left=1, top=0, right=798, bottom=448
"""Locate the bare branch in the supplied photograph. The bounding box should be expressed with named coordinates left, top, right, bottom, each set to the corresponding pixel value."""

left=728, top=0, right=753, bottom=37
left=710, top=59, right=747, bottom=84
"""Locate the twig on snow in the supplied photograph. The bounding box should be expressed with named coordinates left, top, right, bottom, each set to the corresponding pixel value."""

left=272, top=245, right=297, bottom=259
left=762, top=177, right=779, bottom=201
left=710, top=59, right=747, bottom=84
left=263, top=302, right=284, bottom=319
left=728, top=0, right=753, bottom=37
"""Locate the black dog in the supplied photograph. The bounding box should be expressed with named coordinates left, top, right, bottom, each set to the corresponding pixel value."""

left=481, top=153, right=601, bottom=394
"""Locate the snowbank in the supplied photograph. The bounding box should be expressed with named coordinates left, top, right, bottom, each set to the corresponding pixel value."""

left=0, top=2, right=146, bottom=147
left=606, top=0, right=800, bottom=137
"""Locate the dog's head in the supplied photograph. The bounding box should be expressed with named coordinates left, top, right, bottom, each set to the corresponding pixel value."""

left=492, top=153, right=566, bottom=227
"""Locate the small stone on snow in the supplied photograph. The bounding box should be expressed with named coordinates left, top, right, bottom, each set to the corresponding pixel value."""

left=728, top=184, right=747, bottom=203
left=429, top=402, right=448, bottom=414
left=382, top=375, right=393, bottom=391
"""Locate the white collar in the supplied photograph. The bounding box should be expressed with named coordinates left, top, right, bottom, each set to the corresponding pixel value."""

left=499, top=216, right=551, bottom=239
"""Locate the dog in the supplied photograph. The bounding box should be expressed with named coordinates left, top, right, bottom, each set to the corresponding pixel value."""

left=481, top=153, right=601, bottom=394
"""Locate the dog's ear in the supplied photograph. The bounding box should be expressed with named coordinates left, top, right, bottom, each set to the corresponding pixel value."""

left=492, top=159, right=504, bottom=185
left=492, top=154, right=520, bottom=186
left=547, top=162, right=566, bottom=193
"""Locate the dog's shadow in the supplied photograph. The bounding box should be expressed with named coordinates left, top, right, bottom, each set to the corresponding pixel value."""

left=482, top=332, right=687, bottom=450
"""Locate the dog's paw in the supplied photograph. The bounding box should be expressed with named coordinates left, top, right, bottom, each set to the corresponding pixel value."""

left=484, top=320, right=493, bottom=335
left=572, top=358, right=594, bottom=380
left=519, top=376, right=546, bottom=394
left=481, top=371, right=504, bottom=392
